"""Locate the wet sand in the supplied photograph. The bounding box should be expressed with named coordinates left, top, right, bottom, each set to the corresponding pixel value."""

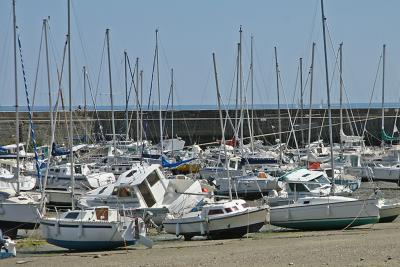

left=1, top=220, right=400, bottom=267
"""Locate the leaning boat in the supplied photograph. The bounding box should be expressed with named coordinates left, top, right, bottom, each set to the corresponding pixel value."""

left=270, top=196, right=379, bottom=230
left=78, top=164, right=204, bottom=225
left=41, top=206, right=151, bottom=251
left=163, top=198, right=269, bottom=240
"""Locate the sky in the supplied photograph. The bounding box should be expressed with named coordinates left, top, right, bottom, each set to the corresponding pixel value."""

left=1, top=0, right=400, bottom=109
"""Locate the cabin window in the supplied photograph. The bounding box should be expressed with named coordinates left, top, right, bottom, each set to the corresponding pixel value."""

left=147, top=171, right=160, bottom=187
left=64, top=212, right=80, bottom=219
left=224, top=208, right=233, bottom=213
left=138, top=182, right=156, bottom=207
left=288, top=183, right=308, bottom=192
left=313, top=175, right=330, bottom=184
left=229, top=161, right=236, bottom=169
left=325, top=169, right=333, bottom=178
left=55, top=169, right=60, bottom=173
left=126, top=170, right=137, bottom=177
left=303, top=200, right=310, bottom=204
left=241, top=203, right=249, bottom=208
left=75, top=166, right=82, bottom=174
left=208, top=209, right=224, bottom=215
left=111, top=186, right=133, bottom=198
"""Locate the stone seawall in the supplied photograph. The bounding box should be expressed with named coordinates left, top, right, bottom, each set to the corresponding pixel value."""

left=0, top=108, right=397, bottom=147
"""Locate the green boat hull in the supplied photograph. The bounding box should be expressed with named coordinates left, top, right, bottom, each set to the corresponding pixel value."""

left=271, top=216, right=379, bottom=230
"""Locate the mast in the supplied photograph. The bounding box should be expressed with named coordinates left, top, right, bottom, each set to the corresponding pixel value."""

left=106, top=29, right=116, bottom=154
left=300, top=57, right=304, bottom=146
left=171, top=68, right=174, bottom=154
left=43, top=18, right=54, bottom=193
left=13, top=0, right=20, bottom=194
left=124, top=50, right=129, bottom=140
left=234, top=44, right=239, bottom=138
left=136, top=58, right=140, bottom=144
left=41, top=18, right=56, bottom=208
left=83, top=66, right=88, bottom=142
left=67, top=0, right=75, bottom=208
left=239, top=26, right=244, bottom=152
left=140, top=70, right=143, bottom=146
left=274, top=47, right=282, bottom=165
left=44, top=18, right=54, bottom=138
left=250, top=35, right=254, bottom=152
left=213, top=53, right=232, bottom=201
left=320, top=0, right=335, bottom=180
left=381, top=44, right=386, bottom=148
left=156, top=29, right=163, bottom=153
left=339, top=43, right=343, bottom=152
left=307, top=43, right=316, bottom=148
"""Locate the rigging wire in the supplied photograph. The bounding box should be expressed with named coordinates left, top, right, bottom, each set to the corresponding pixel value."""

left=362, top=54, right=383, bottom=139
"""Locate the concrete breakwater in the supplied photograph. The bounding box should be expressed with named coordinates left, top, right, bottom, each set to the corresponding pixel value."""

left=0, top=108, right=398, bottom=147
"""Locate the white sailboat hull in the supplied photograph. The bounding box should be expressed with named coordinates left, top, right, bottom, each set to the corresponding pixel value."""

left=378, top=201, right=400, bottom=223
left=163, top=206, right=268, bottom=239
left=41, top=217, right=139, bottom=250
left=270, top=197, right=379, bottom=230
left=0, top=195, right=41, bottom=237
left=371, top=167, right=400, bottom=183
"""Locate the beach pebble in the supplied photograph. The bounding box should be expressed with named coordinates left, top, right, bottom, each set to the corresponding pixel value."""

left=360, top=258, right=364, bottom=261
left=93, top=254, right=102, bottom=258
left=288, top=262, right=294, bottom=265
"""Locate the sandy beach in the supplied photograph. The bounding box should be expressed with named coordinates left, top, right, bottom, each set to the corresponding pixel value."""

left=1, top=219, right=399, bottom=267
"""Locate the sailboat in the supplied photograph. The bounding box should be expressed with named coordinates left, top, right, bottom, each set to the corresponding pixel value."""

left=0, top=0, right=42, bottom=238
left=163, top=197, right=268, bottom=240
left=270, top=196, right=379, bottom=230
left=41, top=206, right=150, bottom=250
left=41, top=22, right=153, bottom=250
left=270, top=0, right=380, bottom=231
left=162, top=52, right=269, bottom=240
left=366, top=45, right=400, bottom=185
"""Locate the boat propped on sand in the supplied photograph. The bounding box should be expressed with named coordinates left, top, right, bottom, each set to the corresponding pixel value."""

left=270, top=196, right=380, bottom=230
left=41, top=206, right=152, bottom=251
left=163, top=198, right=269, bottom=240
left=0, top=192, right=42, bottom=238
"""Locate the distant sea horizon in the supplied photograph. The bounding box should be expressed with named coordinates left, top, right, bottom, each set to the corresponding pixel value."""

left=0, top=102, right=399, bottom=112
